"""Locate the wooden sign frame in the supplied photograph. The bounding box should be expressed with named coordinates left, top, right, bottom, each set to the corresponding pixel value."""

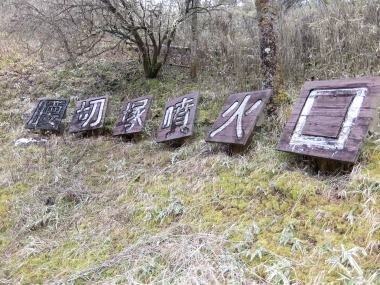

left=113, top=95, right=153, bottom=136
left=277, top=77, right=380, bottom=163
left=25, top=98, right=70, bottom=131
left=69, top=96, right=108, bottom=133
left=205, top=89, right=272, bottom=145
left=157, top=91, right=199, bottom=143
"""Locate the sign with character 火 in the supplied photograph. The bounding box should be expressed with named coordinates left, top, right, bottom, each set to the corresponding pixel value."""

left=206, top=90, right=272, bottom=145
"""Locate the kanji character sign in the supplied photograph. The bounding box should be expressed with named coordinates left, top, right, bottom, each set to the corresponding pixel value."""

left=157, top=91, right=199, bottom=143
left=277, top=77, right=380, bottom=163
left=69, top=96, right=108, bottom=133
left=206, top=90, right=272, bottom=145
left=113, top=95, right=153, bottom=136
left=25, top=98, right=69, bottom=130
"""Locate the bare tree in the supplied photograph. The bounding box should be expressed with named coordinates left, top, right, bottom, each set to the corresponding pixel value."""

left=11, top=1, right=110, bottom=66
left=12, top=0, right=221, bottom=78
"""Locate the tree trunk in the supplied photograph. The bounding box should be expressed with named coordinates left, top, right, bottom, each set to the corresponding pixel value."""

left=255, top=0, right=282, bottom=115
left=142, top=57, right=162, bottom=79
left=133, top=30, right=163, bottom=78
left=190, top=0, right=199, bottom=79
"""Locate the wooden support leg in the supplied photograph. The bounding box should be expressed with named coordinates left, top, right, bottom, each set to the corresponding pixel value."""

left=315, top=157, right=353, bottom=173
left=256, top=110, right=265, bottom=127
left=368, top=110, right=379, bottom=134
left=228, top=134, right=254, bottom=154
left=165, top=137, right=187, bottom=148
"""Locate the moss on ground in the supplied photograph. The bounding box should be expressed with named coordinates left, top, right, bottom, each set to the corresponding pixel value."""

left=1, top=55, right=380, bottom=284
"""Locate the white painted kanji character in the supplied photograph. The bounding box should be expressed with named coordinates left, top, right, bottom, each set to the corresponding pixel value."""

left=163, top=97, right=194, bottom=138
left=29, top=100, right=63, bottom=127
left=76, top=98, right=106, bottom=127
left=121, top=99, right=148, bottom=131
left=210, top=94, right=262, bottom=140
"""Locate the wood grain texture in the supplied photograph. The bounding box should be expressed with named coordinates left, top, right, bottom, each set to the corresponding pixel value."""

left=301, top=94, right=355, bottom=138
left=277, top=77, right=380, bottom=163
left=113, top=95, right=153, bottom=136
left=69, top=96, right=108, bottom=133
left=205, top=89, right=272, bottom=145
left=25, top=98, right=69, bottom=131
left=156, top=91, right=199, bottom=143
left=301, top=116, right=344, bottom=138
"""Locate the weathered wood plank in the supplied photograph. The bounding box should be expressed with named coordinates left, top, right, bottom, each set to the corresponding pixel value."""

left=69, top=96, right=108, bottom=133
left=312, top=94, right=354, bottom=108
left=205, top=89, right=272, bottom=145
left=277, top=76, right=380, bottom=164
left=302, top=116, right=345, bottom=138
left=25, top=98, right=69, bottom=131
left=113, top=95, right=153, bottom=136
left=156, top=91, right=199, bottom=143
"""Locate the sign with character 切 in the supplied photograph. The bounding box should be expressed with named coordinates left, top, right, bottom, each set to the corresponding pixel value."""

left=113, top=95, right=153, bottom=136
left=206, top=90, right=272, bottom=145
left=69, top=96, right=108, bottom=133
left=156, top=91, right=199, bottom=143
left=277, top=77, right=380, bottom=163
left=25, top=98, right=70, bottom=131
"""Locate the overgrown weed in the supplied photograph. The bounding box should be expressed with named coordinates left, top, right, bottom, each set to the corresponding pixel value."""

left=2, top=1, right=380, bottom=283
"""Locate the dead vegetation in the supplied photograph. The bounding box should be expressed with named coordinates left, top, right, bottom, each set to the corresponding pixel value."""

left=1, top=0, right=380, bottom=284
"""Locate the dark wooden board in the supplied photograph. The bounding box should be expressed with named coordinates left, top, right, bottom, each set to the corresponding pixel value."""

left=301, top=116, right=346, bottom=138
left=156, top=91, right=199, bottom=143
left=69, top=96, right=108, bottom=133
left=113, top=95, right=153, bottom=136
left=301, top=93, right=355, bottom=138
left=277, top=77, right=380, bottom=163
left=25, top=98, right=69, bottom=131
left=205, top=89, right=272, bottom=145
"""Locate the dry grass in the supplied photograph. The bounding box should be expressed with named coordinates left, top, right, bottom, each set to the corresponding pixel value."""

left=1, top=1, right=380, bottom=284
left=278, top=0, right=380, bottom=84
left=59, top=228, right=261, bottom=284
left=174, top=0, right=380, bottom=89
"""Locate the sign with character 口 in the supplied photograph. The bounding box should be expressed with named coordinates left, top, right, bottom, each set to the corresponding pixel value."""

left=113, top=95, right=153, bottom=136
left=157, top=91, right=199, bottom=143
left=277, top=77, right=380, bottom=163
left=69, top=96, right=108, bottom=133
left=25, top=98, right=70, bottom=131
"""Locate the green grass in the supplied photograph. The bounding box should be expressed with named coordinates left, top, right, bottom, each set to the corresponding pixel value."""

left=1, top=54, right=380, bottom=285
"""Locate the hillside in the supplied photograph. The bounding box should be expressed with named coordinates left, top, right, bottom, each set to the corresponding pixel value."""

left=2, top=0, right=380, bottom=283
left=1, top=49, right=380, bottom=285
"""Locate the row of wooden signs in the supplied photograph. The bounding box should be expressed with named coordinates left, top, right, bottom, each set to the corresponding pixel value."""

left=25, top=77, right=380, bottom=163
left=26, top=89, right=271, bottom=144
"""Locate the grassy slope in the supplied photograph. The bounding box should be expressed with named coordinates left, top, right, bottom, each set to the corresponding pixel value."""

left=1, top=53, right=380, bottom=285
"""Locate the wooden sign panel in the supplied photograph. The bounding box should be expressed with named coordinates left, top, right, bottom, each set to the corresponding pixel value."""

left=69, top=96, right=108, bottom=133
left=25, top=98, right=69, bottom=131
left=205, top=90, right=272, bottom=145
left=157, top=91, right=199, bottom=143
left=113, top=95, right=153, bottom=136
left=277, top=77, right=380, bottom=163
